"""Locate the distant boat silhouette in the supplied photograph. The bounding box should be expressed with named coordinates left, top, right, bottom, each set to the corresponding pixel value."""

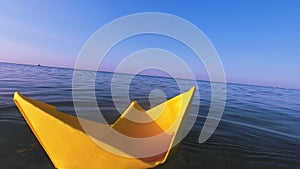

left=37, top=64, right=41, bottom=66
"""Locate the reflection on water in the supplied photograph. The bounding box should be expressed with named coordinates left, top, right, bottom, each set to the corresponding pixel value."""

left=0, top=62, right=299, bottom=169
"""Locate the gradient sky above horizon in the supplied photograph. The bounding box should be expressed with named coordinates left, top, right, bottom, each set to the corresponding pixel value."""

left=0, top=0, right=299, bottom=89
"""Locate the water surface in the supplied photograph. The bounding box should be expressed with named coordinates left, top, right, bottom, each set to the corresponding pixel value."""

left=0, top=62, right=299, bottom=169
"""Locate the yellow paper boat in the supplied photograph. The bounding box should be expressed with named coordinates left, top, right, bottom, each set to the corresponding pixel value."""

left=14, top=87, right=195, bottom=169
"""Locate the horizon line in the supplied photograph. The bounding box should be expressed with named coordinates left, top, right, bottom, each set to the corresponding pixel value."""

left=1, top=61, right=299, bottom=91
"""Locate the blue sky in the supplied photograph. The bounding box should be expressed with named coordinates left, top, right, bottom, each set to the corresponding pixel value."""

left=0, top=0, right=299, bottom=89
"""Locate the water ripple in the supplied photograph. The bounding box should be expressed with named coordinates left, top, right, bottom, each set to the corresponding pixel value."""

left=0, top=62, right=299, bottom=169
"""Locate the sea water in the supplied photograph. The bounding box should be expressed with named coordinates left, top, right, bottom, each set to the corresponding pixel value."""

left=0, top=62, right=299, bottom=169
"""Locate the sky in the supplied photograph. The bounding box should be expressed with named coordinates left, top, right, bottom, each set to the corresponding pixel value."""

left=0, top=0, right=299, bottom=89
